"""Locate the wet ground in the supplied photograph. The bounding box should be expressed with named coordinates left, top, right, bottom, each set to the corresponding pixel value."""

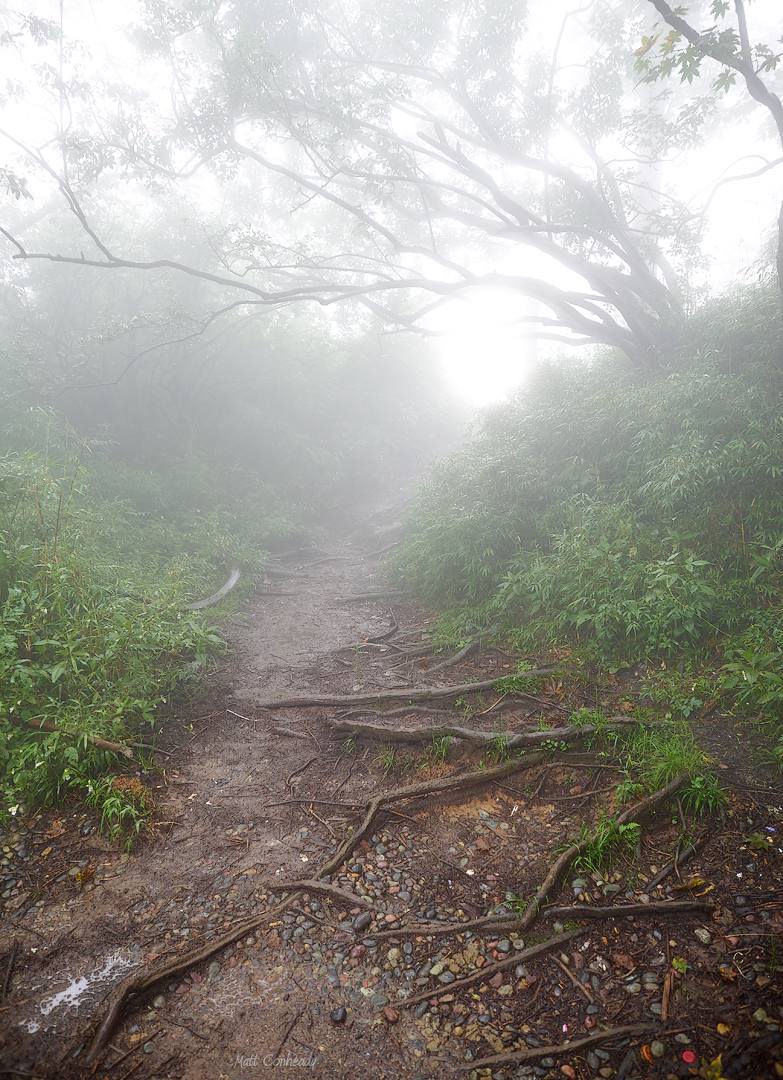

left=2, top=503, right=783, bottom=1080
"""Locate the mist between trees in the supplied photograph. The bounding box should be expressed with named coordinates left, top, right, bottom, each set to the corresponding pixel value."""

left=1, top=0, right=783, bottom=814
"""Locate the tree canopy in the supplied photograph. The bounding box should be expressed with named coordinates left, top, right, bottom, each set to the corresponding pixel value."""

left=1, top=0, right=782, bottom=368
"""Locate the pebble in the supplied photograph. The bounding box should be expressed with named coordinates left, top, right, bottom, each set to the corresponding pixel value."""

left=9, top=800, right=757, bottom=1080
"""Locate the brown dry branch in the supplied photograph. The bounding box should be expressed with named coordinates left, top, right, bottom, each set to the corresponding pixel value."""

left=256, top=669, right=557, bottom=708
left=661, top=967, right=675, bottom=1021
left=457, top=1023, right=656, bottom=1070
left=2, top=939, right=19, bottom=1005
left=18, top=717, right=134, bottom=758
left=552, top=954, right=595, bottom=1003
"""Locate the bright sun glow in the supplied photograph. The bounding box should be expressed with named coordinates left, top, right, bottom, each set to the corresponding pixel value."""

left=429, top=288, right=540, bottom=410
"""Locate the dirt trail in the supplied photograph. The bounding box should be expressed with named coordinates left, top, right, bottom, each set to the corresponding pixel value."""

left=2, top=503, right=783, bottom=1080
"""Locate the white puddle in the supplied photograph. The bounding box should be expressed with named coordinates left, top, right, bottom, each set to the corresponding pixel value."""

left=25, top=952, right=138, bottom=1033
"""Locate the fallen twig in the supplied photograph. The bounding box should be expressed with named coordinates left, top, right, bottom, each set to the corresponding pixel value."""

left=647, top=833, right=708, bottom=890
left=552, top=954, right=594, bottom=1003
left=270, top=1007, right=306, bottom=1062
left=286, top=754, right=318, bottom=789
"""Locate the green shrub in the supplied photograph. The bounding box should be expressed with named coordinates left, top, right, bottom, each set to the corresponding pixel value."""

left=0, top=449, right=224, bottom=820
left=394, top=279, right=783, bottom=659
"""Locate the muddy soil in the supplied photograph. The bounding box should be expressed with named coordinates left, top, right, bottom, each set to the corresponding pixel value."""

left=2, top=502, right=783, bottom=1080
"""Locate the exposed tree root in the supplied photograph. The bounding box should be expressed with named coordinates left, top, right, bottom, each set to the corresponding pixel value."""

left=262, top=879, right=375, bottom=910
left=363, top=540, right=403, bottom=558
left=185, top=566, right=241, bottom=610
left=330, top=612, right=399, bottom=654
left=329, top=716, right=641, bottom=747
left=456, top=1023, right=656, bottom=1071
left=316, top=752, right=547, bottom=880
left=403, top=928, right=584, bottom=1007
left=516, top=773, right=690, bottom=931
left=364, top=898, right=708, bottom=944
left=335, top=589, right=410, bottom=602
left=426, top=626, right=499, bottom=674
left=84, top=754, right=547, bottom=1063
left=257, top=668, right=559, bottom=708
left=541, top=899, right=708, bottom=920
left=335, top=705, right=457, bottom=722
left=84, top=757, right=689, bottom=1063
left=85, top=894, right=299, bottom=1064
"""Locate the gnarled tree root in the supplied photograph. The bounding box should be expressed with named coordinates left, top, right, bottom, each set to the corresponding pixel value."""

left=330, top=716, right=642, bottom=747
left=84, top=755, right=545, bottom=1064
left=541, top=899, right=708, bottom=920
left=403, top=928, right=584, bottom=1007
left=516, top=772, right=689, bottom=932
left=456, top=1023, right=656, bottom=1071
left=185, top=566, right=241, bottom=610
left=359, top=898, right=707, bottom=943
left=257, top=668, right=560, bottom=709
left=85, top=895, right=296, bottom=1065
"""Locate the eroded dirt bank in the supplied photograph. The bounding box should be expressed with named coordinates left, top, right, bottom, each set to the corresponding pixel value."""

left=2, top=503, right=783, bottom=1080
